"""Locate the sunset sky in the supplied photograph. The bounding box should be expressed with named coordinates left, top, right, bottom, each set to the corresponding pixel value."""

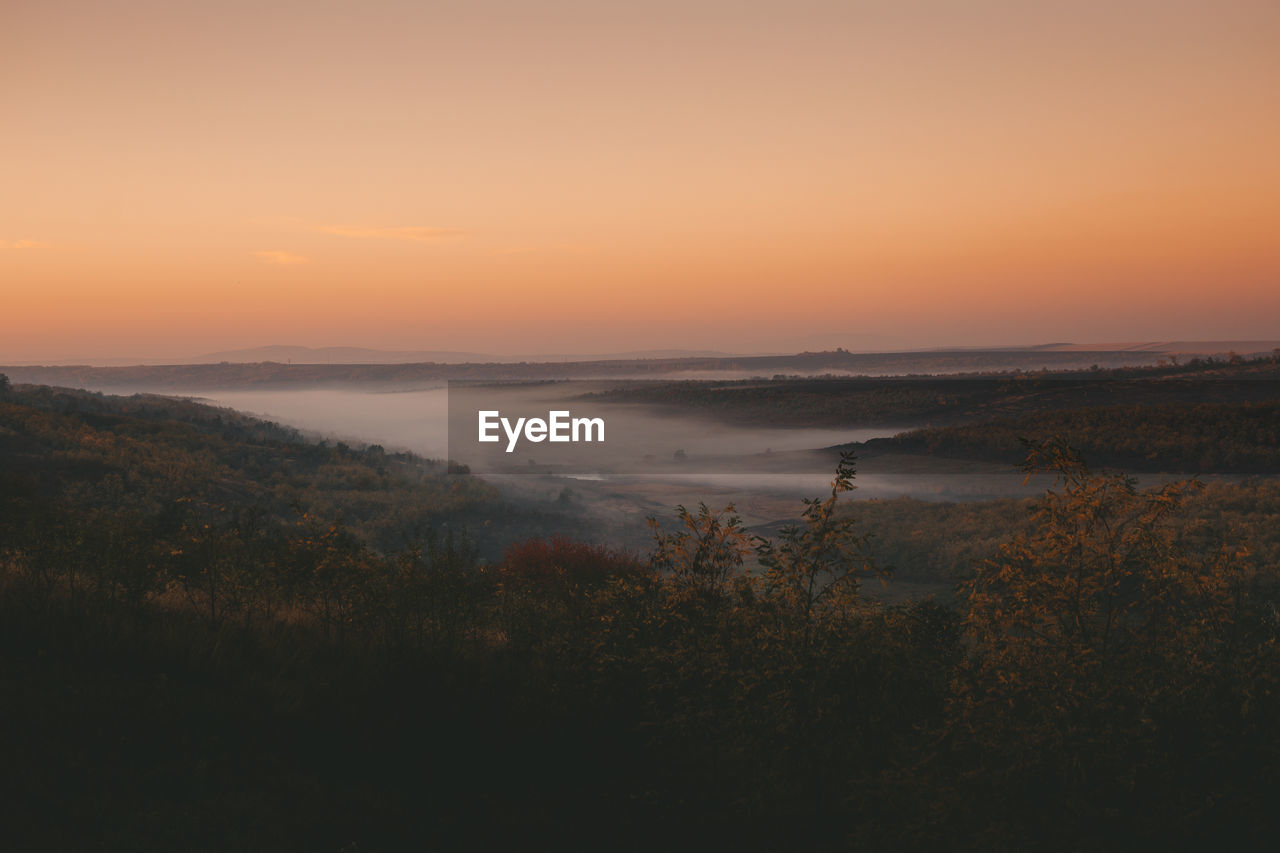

left=4, top=0, right=1278, bottom=362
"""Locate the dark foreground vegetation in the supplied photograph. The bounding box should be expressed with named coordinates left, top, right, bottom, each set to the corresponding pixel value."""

left=2, top=377, right=1279, bottom=850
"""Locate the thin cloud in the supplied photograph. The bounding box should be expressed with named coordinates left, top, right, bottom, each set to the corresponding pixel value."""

left=316, top=225, right=465, bottom=243
left=496, top=242, right=590, bottom=256
left=0, top=239, right=52, bottom=250
left=255, top=250, right=309, bottom=265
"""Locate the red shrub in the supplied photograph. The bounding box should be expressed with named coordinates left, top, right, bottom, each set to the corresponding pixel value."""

left=499, top=536, right=644, bottom=591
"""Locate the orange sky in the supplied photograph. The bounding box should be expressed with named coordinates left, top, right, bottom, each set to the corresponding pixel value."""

left=3, top=0, right=1278, bottom=361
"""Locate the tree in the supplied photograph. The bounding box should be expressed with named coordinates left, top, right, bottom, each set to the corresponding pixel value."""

left=953, top=438, right=1251, bottom=838
left=962, top=438, right=1242, bottom=666
left=648, top=502, right=750, bottom=603
left=754, top=450, right=880, bottom=635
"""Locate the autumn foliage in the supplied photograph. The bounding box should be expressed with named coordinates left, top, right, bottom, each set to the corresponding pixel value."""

left=499, top=535, right=643, bottom=591
left=2, top=385, right=1278, bottom=850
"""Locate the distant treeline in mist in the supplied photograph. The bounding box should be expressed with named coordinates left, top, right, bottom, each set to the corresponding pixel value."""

left=871, top=399, right=1280, bottom=473
left=585, top=355, right=1280, bottom=428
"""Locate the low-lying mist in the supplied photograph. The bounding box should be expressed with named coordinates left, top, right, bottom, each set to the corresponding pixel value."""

left=165, top=385, right=1047, bottom=551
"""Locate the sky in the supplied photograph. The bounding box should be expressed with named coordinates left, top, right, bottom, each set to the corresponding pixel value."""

left=3, top=0, right=1278, bottom=362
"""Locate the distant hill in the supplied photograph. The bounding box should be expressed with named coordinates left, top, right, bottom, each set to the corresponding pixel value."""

left=184, top=341, right=1280, bottom=363
left=6, top=341, right=1278, bottom=393
left=1027, top=340, right=1280, bottom=355
left=192, top=345, right=745, bottom=364
left=2, top=348, right=1174, bottom=391
left=193, top=345, right=493, bottom=364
